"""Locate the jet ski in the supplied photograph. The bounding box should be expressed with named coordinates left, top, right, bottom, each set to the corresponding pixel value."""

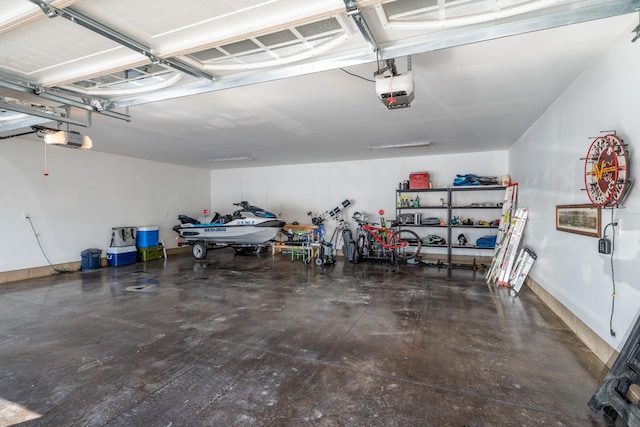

left=173, top=201, right=285, bottom=259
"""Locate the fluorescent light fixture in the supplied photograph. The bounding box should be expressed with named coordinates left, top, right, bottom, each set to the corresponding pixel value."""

left=44, top=130, right=92, bottom=150
left=209, top=156, right=252, bottom=162
left=369, top=141, right=431, bottom=151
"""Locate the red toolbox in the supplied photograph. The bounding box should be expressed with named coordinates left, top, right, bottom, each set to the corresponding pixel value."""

left=409, top=172, right=430, bottom=189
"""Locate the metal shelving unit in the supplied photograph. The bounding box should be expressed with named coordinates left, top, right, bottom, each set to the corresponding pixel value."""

left=396, top=186, right=506, bottom=268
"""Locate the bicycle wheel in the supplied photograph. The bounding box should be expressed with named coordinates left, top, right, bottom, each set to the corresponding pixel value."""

left=394, top=230, right=422, bottom=259
left=355, top=234, right=366, bottom=262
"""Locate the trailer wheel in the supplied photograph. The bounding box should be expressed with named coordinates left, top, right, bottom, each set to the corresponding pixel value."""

left=192, top=241, right=207, bottom=260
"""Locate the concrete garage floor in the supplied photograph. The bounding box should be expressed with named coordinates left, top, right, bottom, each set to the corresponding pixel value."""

left=0, top=251, right=617, bottom=426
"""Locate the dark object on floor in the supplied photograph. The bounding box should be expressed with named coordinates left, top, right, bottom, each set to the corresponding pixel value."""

left=589, top=313, right=640, bottom=425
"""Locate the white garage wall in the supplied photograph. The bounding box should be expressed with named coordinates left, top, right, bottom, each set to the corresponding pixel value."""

left=510, top=22, right=640, bottom=350
left=0, top=137, right=210, bottom=272
left=209, top=150, right=508, bottom=254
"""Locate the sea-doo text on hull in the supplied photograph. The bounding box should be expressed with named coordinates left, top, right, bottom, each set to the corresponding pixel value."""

left=173, top=201, right=285, bottom=259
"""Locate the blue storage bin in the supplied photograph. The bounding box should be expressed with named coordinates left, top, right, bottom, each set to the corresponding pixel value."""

left=81, top=248, right=101, bottom=270
left=476, top=235, right=497, bottom=248
left=137, top=226, right=159, bottom=248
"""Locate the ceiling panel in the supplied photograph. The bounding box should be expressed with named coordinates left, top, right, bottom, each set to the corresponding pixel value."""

left=70, top=0, right=347, bottom=56
left=0, top=16, right=126, bottom=82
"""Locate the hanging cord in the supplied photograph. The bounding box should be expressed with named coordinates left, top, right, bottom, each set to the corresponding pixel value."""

left=26, top=216, right=72, bottom=275
left=43, top=138, right=50, bottom=176
left=387, top=73, right=396, bottom=106
left=339, top=68, right=375, bottom=83
left=602, top=207, right=617, bottom=337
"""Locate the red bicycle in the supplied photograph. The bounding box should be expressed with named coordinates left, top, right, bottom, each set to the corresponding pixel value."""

left=352, top=210, right=421, bottom=262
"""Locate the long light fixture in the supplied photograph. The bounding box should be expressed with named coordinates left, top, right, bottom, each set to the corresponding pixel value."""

left=209, top=156, right=252, bottom=162
left=369, top=141, right=431, bottom=151
left=44, top=130, right=92, bottom=150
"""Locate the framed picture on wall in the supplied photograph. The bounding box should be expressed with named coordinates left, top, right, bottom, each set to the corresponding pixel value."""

left=555, top=204, right=601, bottom=237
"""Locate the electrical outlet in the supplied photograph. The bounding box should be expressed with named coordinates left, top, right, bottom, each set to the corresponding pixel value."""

left=23, top=212, right=30, bottom=219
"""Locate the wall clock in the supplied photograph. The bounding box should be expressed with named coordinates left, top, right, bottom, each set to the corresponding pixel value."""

left=584, top=133, right=630, bottom=207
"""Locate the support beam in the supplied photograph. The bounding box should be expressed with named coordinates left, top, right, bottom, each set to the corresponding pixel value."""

left=0, top=130, right=38, bottom=140
left=343, top=0, right=379, bottom=52
left=0, top=74, right=131, bottom=122
left=0, top=99, right=89, bottom=128
left=37, top=92, right=130, bottom=122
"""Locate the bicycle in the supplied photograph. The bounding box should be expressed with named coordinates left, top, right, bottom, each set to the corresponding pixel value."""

left=351, top=210, right=421, bottom=263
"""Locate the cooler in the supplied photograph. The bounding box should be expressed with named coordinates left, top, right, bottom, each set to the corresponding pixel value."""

left=106, top=246, right=137, bottom=266
left=137, top=226, right=159, bottom=248
left=110, top=226, right=137, bottom=247
left=138, top=245, right=164, bottom=262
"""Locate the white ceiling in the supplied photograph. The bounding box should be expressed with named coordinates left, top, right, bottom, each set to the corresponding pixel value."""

left=0, top=0, right=638, bottom=169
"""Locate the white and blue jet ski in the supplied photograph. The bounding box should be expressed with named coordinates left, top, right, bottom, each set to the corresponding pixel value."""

left=174, top=201, right=285, bottom=259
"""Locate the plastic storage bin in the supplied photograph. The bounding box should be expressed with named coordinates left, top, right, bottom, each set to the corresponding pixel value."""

left=137, top=226, right=159, bottom=248
left=106, top=246, right=137, bottom=266
left=81, top=248, right=101, bottom=270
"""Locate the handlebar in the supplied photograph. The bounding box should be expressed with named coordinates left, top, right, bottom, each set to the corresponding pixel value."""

left=354, top=218, right=378, bottom=226
left=233, top=201, right=251, bottom=210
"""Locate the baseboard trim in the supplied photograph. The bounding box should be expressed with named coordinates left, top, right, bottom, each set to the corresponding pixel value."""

left=0, top=247, right=191, bottom=285
left=526, top=276, right=618, bottom=367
